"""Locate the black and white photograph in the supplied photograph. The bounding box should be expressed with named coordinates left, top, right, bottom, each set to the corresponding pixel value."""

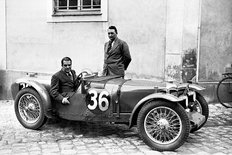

left=0, top=0, right=232, bottom=154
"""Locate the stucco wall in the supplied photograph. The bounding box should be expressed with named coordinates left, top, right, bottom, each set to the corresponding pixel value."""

left=0, top=0, right=6, bottom=70
left=199, top=0, right=232, bottom=82
left=7, top=0, right=105, bottom=74
left=109, top=0, right=166, bottom=79
left=5, top=0, right=202, bottom=80
left=6, top=0, right=167, bottom=80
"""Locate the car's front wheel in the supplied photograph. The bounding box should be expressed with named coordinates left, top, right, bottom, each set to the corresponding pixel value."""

left=137, top=100, right=190, bottom=151
left=14, top=88, right=47, bottom=129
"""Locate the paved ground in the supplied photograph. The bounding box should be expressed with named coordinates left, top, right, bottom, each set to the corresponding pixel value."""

left=1, top=100, right=232, bottom=155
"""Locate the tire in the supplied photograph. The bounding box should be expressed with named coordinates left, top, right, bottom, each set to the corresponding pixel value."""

left=216, top=76, right=232, bottom=108
left=137, top=101, right=190, bottom=151
left=14, top=88, right=48, bottom=129
left=189, top=93, right=209, bottom=133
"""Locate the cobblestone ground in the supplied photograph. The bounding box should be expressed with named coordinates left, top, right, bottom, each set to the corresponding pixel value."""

left=1, top=100, right=232, bottom=155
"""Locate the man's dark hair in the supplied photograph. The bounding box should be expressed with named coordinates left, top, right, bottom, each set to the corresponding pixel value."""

left=61, top=57, right=72, bottom=66
left=108, top=26, right=118, bottom=34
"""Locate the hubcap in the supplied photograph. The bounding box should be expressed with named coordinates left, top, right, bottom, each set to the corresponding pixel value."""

left=18, top=93, right=41, bottom=124
left=144, top=106, right=182, bottom=144
left=157, top=118, right=170, bottom=129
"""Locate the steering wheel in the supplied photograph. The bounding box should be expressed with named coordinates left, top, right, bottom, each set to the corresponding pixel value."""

left=77, top=72, right=84, bottom=80
left=77, top=69, right=97, bottom=80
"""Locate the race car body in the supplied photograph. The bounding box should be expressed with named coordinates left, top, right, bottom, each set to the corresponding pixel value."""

left=11, top=72, right=209, bottom=151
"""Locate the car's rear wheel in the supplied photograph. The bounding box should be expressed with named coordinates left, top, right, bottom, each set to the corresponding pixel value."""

left=14, top=88, right=47, bottom=129
left=137, top=100, right=190, bottom=151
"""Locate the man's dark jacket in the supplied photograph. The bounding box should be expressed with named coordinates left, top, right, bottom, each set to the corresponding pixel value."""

left=103, top=37, right=131, bottom=76
left=50, top=69, right=80, bottom=103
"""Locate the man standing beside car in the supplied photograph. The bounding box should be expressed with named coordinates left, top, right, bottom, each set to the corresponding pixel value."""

left=50, top=57, right=81, bottom=105
left=103, top=26, right=132, bottom=77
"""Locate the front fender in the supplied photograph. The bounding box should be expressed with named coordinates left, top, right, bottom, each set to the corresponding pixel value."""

left=128, top=93, right=187, bottom=128
left=11, top=78, right=52, bottom=118
left=178, top=83, right=205, bottom=91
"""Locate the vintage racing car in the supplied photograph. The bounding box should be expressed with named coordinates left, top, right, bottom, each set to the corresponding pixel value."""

left=11, top=71, right=209, bottom=151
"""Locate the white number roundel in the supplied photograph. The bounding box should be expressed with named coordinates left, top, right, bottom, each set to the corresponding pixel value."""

left=87, top=89, right=110, bottom=112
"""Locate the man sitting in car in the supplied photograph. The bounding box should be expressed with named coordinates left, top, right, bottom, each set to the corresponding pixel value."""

left=50, top=57, right=81, bottom=105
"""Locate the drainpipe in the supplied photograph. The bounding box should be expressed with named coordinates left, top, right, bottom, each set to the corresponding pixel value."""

left=196, top=0, right=202, bottom=82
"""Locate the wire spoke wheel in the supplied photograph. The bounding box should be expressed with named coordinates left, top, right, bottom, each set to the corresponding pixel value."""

left=217, top=76, right=232, bottom=108
left=18, top=93, right=41, bottom=124
left=15, top=88, right=47, bottom=129
left=145, top=106, right=182, bottom=144
left=137, top=101, right=190, bottom=151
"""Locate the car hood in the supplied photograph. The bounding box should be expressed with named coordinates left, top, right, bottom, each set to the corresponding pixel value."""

left=103, top=77, right=181, bottom=92
left=124, top=79, right=180, bottom=91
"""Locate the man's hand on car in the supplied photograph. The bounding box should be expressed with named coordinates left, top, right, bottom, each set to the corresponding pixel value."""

left=62, top=97, right=70, bottom=104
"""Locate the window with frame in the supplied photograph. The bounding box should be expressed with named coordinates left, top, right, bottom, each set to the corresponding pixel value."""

left=53, top=0, right=101, bottom=15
